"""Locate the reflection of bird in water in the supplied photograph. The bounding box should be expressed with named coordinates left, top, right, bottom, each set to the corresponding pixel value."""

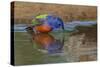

left=31, top=33, right=64, bottom=54
left=26, top=14, right=64, bottom=33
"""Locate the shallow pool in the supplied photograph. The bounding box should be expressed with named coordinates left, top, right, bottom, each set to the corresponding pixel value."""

left=13, top=21, right=97, bottom=65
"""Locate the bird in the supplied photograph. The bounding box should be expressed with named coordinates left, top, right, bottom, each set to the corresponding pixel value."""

left=26, top=14, right=64, bottom=33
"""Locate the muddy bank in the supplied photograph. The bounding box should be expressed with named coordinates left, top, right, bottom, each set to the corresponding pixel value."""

left=11, top=1, right=97, bottom=24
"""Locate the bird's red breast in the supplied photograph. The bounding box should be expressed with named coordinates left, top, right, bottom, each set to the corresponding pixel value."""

left=33, top=24, right=52, bottom=33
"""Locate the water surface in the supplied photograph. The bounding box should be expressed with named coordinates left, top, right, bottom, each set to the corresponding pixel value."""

left=14, top=21, right=97, bottom=65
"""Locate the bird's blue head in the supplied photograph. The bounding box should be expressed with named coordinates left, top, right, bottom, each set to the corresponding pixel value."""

left=44, top=15, right=64, bottom=30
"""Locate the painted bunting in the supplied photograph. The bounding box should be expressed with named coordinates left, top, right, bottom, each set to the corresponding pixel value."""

left=27, top=14, right=64, bottom=33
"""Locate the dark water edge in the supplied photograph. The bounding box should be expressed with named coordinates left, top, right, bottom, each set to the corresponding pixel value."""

left=14, top=24, right=97, bottom=65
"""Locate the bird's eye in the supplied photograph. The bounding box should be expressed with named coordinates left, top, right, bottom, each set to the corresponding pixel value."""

left=58, top=24, right=61, bottom=26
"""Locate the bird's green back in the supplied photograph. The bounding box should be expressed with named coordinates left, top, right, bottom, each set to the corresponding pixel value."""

left=32, top=14, right=48, bottom=25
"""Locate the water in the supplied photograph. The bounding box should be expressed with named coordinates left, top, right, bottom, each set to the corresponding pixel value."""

left=14, top=21, right=96, bottom=32
left=14, top=21, right=97, bottom=65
